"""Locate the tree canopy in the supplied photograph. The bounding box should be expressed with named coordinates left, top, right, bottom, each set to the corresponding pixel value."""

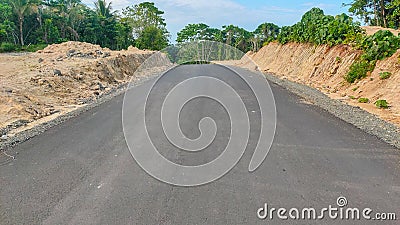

left=0, top=0, right=169, bottom=51
left=345, top=0, right=400, bottom=28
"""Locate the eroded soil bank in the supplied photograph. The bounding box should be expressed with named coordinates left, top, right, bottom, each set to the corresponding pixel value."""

left=245, top=41, right=400, bottom=128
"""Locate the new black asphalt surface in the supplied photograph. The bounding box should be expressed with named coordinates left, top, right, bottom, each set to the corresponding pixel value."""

left=0, top=65, right=399, bottom=224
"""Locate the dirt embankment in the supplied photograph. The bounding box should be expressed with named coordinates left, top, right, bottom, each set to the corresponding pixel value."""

left=362, top=26, right=400, bottom=36
left=0, top=41, right=156, bottom=140
left=245, top=41, right=400, bottom=127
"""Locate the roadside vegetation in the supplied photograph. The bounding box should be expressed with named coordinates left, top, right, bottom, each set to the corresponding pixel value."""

left=1, top=0, right=399, bottom=85
left=174, top=3, right=400, bottom=84
left=0, top=0, right=169, bottom=51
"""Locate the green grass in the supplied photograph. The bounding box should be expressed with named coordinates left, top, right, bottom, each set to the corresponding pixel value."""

left=345, top=59, right=376, bottom=83
left=358, top=98, right=369, bottom=103
left=375, top=100, right=389, bottom=109
left=0, top=43, right=47, bottom=53
left=379, top=71, right=392, bottom=80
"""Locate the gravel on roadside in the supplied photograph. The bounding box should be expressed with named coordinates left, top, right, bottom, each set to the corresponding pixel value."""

left=264, top=73, right=400, bottom=149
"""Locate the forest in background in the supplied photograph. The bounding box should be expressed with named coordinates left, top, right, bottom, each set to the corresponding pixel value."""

left=0, top=0, right=399, bottom=55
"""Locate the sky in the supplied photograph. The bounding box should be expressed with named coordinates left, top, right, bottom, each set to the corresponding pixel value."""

left=82, top=0, right=352, bottom=42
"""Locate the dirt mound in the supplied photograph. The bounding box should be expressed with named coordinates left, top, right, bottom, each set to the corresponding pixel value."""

left=362, top=26, right=400, bottom=36
left=0, top=42, right=158, bottom=140
left=244, top=42, right=400, bottom=127
left=41, top=41, right=110, bottom=54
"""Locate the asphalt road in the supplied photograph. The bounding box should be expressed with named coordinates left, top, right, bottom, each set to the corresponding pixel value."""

left=1, top=65, right=399, bottom=225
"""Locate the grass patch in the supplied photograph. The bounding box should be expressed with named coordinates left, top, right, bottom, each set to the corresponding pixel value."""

left=358, top=98, right=369, bottom=103
left=0, top=43, right=17, bottom=52
left=345, top=59, right=376, bottom=83
left=375, top=100, right=389, bottom=109
left=379, top=71, right=392, bottom=80
left=0, top=43, right=47, bottom=53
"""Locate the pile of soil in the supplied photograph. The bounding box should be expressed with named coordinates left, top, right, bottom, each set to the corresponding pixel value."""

left=0, top=41, right=155, bottom=139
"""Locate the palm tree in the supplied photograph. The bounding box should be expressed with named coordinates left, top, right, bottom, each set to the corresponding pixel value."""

left=95, top=0, right=113, bottom=18
left=48, top=0, right=82, bottom=40
left=9, top=0, right=38, bottom=45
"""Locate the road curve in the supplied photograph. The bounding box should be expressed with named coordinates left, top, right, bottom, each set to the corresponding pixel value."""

left=1, top=65, right=399, bottom=225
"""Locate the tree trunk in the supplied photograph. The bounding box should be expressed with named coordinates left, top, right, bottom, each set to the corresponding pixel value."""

left=380, top=0, right=387, bottom=27
left=19, top=16, right=24, bottom=46
left=374, top=0, right=379, bottom=26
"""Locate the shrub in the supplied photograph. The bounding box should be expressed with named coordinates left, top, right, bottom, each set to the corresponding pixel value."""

left=359, top=30, right=400, bottom=61
left=277, top=8, right=363, bottom=46
left=375, top=100, right=389, bottom=109
left=345, top=59, right=376, bottom=83
left=379, top=71, right=392, bottom=80
left=346, top=30, right=400, bottom=83
left=358, top=98, right=369, bottom=103
left=0, top=42, right=17, bottom=52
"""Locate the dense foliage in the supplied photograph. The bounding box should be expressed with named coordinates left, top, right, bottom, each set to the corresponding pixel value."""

left=345, top=0, right=400, bottom=28
left=176, top=22, right=280, bottom=53
left=346, top=30, right=400, bottom=83
left=277, top=8, right=363, bottom=46
left=0, top=0, right=169, bottom=51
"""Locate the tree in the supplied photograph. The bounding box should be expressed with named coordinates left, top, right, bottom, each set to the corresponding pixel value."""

left=221, top=25, right=252, bottom=52
left=95, top=0, right=112, bottom=18
left=345, top=0, right=399, bottom=28
left=122, top=2, right=167, bottom=38
left=8, top=0, right=39, bottom=45
left=121, top=2, right=169, bottom=50
left=176, top=23, right=222, bottom=43
left=387, top=0, right=400, bottom=28
left=135, top=25, right=168, bottom=50
left=0, top=0, right=15, bottom=43
left=252, top=22, right=280, bottom=51
left=254, top=23, right=280, bottom=42
left=115, top=17, right=134, bottom=50
left=46, top=0, right=84, bottom=41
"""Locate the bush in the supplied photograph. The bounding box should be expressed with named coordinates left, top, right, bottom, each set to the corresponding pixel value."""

left=346, top=59, right=376, bottom=83
left=358, top=98, right=369, bottom=103
left=379, top=71, right=392, bottom=79
left=346, top=31, right=400, bottom=83
left=0, top=42, right=17, bottom=52
left=358, top=30, right=400, bottom=61
left=375, top=100, right=389, bottom=109
left=277, top=8, right=363, bottom=46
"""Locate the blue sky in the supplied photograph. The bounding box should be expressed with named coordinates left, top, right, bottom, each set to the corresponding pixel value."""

left=83, top=0, right=352, bottom=42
